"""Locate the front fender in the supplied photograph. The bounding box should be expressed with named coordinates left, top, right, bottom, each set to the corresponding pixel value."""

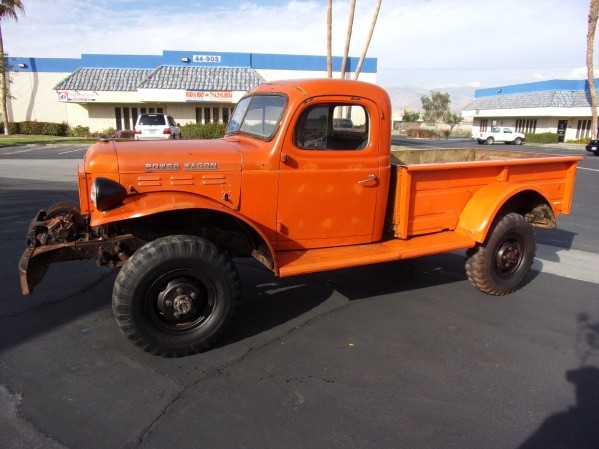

left=455, top=182, right=552, bottom=243
left=90, top=191, right=277, bottom=270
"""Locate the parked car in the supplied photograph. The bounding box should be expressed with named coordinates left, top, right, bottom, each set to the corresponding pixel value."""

left=474, top=127, right=525, bottom=145
left=585, top=139, right=599, bottom=155
left=134, top=113, right=181, bottom=140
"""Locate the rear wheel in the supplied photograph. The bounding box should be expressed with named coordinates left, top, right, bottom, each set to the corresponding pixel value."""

left=465, top=213, right=536, bottom=296
left=514, top=137, right=523, bottom=145
left=112, top=235, right=241, bottom=357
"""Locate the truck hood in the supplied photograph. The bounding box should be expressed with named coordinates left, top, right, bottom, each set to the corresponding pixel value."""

left=84, top=139, right=242, bottom=174
left=84, top=138, right=242, bottom=211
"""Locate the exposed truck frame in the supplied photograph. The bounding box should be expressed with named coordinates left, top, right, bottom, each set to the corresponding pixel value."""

left=18, top=79, right=582, bottom=357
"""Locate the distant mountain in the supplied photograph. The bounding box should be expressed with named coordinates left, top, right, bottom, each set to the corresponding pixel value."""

left=382, top=84, right=476, bottom=118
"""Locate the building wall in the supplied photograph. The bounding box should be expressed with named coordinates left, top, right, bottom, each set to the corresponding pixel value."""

left=6, top=51, right=377, bottom=133
left=471, top=116, right=593, bottom=141
left=8, top=71, right=70, bottom=123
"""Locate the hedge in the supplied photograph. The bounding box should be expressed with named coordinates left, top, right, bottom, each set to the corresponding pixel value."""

left=1, top=120, right=69, bottom=136
left=181, top=122, right=226, bottom=139
left=524, top=132, right=559, bottom=144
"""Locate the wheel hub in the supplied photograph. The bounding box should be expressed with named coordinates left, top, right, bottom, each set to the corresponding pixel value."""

left=495, top=241, right=521, bottom=274
left=156, top=278, right=204, bottom=323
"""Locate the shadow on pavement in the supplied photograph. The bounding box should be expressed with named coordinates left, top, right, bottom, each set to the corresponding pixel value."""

left=519, top=313, right=599, bottom=449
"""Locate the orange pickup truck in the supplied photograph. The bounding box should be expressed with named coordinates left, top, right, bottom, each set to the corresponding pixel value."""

left=19, top=78, right=582, bottom=357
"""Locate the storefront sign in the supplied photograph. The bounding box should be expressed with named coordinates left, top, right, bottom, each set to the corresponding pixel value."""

left=185, top=91, right=235, bottom=102
left=57, top=90, right=98, bottom=102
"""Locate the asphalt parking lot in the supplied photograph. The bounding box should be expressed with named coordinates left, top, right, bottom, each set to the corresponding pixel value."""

left=1, top=142, right=598, bottom=449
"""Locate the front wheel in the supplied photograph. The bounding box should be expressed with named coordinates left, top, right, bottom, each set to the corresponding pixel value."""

left=485, top=136, right=494, bottom=145
left=465, top=213, right=536, bottom=296
left=112, top=235, right=241, bottom=357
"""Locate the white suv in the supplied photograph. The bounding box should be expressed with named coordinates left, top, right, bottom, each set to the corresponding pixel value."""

left=134, top=113, right=181, bottom=140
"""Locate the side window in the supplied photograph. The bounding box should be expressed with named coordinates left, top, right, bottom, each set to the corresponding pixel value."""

left=296, top=104, right=369, bottom=150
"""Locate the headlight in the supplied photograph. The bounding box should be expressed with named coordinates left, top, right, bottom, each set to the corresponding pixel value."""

left=91, top=177, right=127, bottom=211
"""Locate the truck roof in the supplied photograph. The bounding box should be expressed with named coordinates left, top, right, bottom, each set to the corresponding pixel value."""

left=250, top=78, right=391, bottom=107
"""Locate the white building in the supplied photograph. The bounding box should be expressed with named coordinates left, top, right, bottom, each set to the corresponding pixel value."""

left=7, top=50, right=377, bottom=133
left=463, top=79, right=598, bottom=142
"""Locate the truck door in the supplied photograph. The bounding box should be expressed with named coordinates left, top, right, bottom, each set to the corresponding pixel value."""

left=277, top=101, right=381, bottom=248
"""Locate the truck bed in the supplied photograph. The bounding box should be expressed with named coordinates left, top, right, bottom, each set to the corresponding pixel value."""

left=386, top=147, right=580, bottom=239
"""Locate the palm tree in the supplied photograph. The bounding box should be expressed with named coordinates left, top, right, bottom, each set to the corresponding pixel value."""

left=0, top=0, right=25, bottom=136
left=587, top=0, right=599, bottom=140
left=354, top=0, right=382, bottom=80
left=326, top=0, right=332, bottom=78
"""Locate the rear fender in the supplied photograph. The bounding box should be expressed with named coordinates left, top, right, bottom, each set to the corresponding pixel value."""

left=455, top=182, right=552, bottom=243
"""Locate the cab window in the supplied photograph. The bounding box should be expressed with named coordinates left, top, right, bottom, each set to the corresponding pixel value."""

left=295, top=104, right=369, bottom=150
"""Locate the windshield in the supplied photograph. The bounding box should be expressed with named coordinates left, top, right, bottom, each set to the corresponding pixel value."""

left=226, top=94, right=287, bottom=140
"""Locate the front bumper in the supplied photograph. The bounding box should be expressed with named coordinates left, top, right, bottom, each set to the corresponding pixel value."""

left=19, top=210, right=141, bottom=295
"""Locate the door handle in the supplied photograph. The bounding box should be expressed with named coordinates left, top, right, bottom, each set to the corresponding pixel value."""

left=358, top=174, right=378, bottom=184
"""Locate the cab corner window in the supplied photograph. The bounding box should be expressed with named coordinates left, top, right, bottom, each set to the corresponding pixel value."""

left=295, top=104, right=369, bottom=151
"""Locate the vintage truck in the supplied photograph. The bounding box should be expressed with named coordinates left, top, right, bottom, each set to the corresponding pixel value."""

left=474, top=126, right=525, bottom=145
left=19, top=79, right=581, bottom=357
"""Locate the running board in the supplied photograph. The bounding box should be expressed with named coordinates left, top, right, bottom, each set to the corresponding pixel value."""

left=276, top=231, right=476, bottom=277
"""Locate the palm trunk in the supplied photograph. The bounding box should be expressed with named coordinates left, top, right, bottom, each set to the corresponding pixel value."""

left=340, top=0, right=356, bottom=80
left=0, top=23, right=10, bottom=135
left=354, top=0, right=382, bottom=80
left=326, top=0, right=332, bottom=78
left=587, top=0, right=599, bottom=139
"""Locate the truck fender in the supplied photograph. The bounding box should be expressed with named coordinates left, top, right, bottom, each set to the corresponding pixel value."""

left=455, top=182, right=553, bottom=243
left=90, top=191, right=277, bottom=269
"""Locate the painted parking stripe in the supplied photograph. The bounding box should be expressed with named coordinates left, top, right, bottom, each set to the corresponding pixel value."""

left=533, top=244, right=599, bottom=284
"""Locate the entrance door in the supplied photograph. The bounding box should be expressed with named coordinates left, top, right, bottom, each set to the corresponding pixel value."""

left=277, top=101, right=381, bottom=249
left=557, top=120, right=568, bottom=143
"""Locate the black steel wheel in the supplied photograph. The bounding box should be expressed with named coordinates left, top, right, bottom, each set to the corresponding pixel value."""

left=112, top=235, right=241, bottom=357
left=465, top=213, right=536, bottom=296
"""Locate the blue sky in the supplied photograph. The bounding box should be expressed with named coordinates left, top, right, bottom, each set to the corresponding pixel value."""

left=2, top=0, right=595, bottom=90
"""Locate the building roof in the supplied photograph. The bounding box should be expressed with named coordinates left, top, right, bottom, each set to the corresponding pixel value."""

left=463, top=90, right=592, bottom=111
left=54, top=66, right=266, bottom=92
left=54, top=68, right=154, bottom=91
left=138, top=66, right=266, bottom=90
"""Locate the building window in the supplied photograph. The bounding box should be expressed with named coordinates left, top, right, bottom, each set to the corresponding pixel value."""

left=480, top=119, right=488, bottom=132
left=222, top=108, right=229, bottom=124
left=123, top=107, right=130, bottom=130
left=115, top=106, right=138, bottom=130
left=195, top=107, right=202, bottom=124
left=576, top=119, right=592, bottom=139
left=204, top=107, right=211, bottom=123
left=213, top=107, right=220, bottom=123
left=516, top=119, right=537, bottom=134
left=115, top=108, right=122, bottom=131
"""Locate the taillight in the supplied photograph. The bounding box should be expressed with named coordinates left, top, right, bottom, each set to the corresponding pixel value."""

left=163, top=128, right=171, bottom=135
left=134, top=129, right=141, bottom=134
